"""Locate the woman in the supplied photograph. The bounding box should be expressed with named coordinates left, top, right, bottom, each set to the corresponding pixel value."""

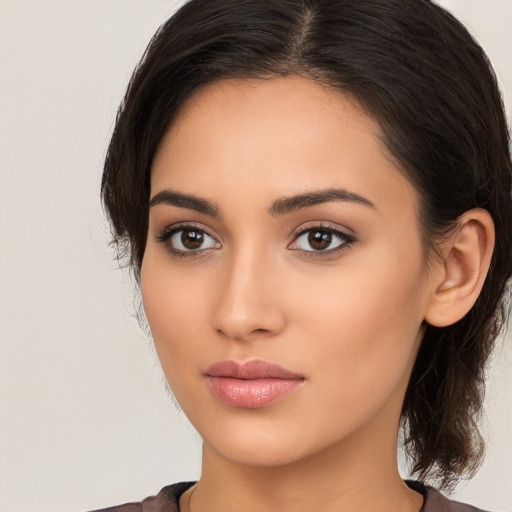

left=96, top=0, right=512, bottom=510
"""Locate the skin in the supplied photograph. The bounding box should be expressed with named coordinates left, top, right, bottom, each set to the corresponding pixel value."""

left=141, top=76, right=493, bottom=512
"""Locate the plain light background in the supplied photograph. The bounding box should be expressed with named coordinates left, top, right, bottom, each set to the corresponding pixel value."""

left=0, top=1, right=511, bottom=511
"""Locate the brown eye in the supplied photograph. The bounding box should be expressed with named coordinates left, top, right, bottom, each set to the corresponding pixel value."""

left=181, top=229, right=204, bottom=249
left=289, top=226, right=354, bottom=254
left=163, top=226, right=219, bottom=255
left=308, top=230, right=332, bottom=250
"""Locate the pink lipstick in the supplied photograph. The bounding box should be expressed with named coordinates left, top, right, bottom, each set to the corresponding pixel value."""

left=205, top=360, right=305, bottom=408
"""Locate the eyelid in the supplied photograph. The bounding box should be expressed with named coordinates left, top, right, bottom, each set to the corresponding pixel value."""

left=155, top=221, right=221, bottom=258
left=154, top=220, right=354, bottom=259
left=288, top=222, right=356, bottom=255
left=155, top=221, right=216, bottom=241
left=289, top=221, right=355, bottom=239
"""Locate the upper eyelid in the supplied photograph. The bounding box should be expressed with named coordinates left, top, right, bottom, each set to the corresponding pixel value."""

left=288, top=223, right=355, bottom=251
left=155, top=221, right=219, bottom=241
left=156, top=223, right=220, bottom=258
left=155, top=221, right=355, bottom=247
left=290, top=221, right=354, bottom=239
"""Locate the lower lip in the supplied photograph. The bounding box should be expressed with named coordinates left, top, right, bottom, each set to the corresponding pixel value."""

left=206, top=376, right=304, bottom=408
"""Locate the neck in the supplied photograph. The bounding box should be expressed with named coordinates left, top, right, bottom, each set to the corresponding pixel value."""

left=189, top=422, right=423, bottom=512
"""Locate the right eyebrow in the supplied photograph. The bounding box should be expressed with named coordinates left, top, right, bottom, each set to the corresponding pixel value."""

left=149, top=189, right=219, bottom=217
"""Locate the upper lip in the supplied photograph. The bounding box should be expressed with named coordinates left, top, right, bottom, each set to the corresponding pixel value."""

left=205, top=359, right=304, bottom=380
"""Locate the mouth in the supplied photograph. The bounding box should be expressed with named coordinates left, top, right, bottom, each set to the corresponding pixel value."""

left=205, top=359, right=305, bottom=408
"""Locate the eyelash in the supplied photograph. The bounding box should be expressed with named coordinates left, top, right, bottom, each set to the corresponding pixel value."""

left=156, top=223, right=220, bottom=259
left=155, top=222, right=355, bottom=259
left=288, top=223, right=355, bottom=258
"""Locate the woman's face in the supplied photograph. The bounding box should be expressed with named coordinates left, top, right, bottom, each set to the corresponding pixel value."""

left=141, top=77, right=437, bottom=467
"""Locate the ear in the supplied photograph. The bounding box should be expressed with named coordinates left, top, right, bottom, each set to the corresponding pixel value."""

left=424, top=208, right=495, bottom=327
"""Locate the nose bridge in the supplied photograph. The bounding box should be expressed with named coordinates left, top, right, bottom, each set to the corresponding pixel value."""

left=211, top=242, right=285, bottom=341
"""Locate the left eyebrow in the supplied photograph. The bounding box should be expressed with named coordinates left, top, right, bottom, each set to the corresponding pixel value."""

left=268, top=188, right=376, bottom=216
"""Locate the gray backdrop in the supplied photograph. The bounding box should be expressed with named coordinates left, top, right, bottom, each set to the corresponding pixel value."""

left=1, top=1, right=511, bottom=510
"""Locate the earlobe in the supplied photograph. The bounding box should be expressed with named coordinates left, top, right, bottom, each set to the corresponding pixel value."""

left=425, top=208, right=495, bottom=327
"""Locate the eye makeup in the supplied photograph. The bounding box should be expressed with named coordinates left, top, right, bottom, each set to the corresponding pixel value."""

left=155, top=220, right=356, bottom=261
left=156, top=222, right=221, bottom=259
left=288, top=222, right=356, bottom=259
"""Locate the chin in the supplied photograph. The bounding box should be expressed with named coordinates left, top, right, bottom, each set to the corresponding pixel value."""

left=199, top=416, right=350, bottom=470
left=207, top=437, right=308, bottom=468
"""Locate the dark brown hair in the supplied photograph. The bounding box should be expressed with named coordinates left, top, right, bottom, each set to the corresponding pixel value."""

left=102, top=0, right=512, bottom=489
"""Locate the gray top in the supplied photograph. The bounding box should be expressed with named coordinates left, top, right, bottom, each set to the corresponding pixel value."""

left=88, top=480, right=490, bottom=512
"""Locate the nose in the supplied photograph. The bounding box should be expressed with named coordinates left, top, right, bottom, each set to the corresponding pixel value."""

left=210, top=247, right=287, bottom=342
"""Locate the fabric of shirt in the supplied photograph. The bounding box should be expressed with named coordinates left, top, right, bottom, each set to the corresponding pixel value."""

left=87, top=480, right=489, bottom=512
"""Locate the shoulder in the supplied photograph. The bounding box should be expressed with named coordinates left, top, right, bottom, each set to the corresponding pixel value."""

left=407, top=481, right=493, bottom=512
left=86, top=482, right=196, bottom=512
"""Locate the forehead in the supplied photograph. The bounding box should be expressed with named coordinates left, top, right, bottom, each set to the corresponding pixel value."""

left=155, top=76, right=380, bottom=168
left=151, top=76, right=417, bottom=217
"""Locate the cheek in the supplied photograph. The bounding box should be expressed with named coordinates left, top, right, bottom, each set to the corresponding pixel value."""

left=141, top=272, right=211, bottom=422
left=288, top=244, right=427, bottom=402
left=140, top=254, right=207, bottom=372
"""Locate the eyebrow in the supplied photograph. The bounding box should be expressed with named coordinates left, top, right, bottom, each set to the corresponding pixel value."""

left=149, top=190, right=219, bottom=216
left=149, top=187, right=375, bottom=217
left=268, top=188, right=376, bottom=216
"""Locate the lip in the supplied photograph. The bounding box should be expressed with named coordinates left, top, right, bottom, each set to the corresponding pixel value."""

left=205, top=360, right=305, bottom=408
